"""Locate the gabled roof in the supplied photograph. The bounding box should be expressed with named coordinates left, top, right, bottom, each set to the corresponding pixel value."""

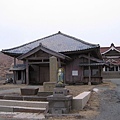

left=100, top=43, right=120, bottom=54
left=18, top=43, right=71, bottom=60
left=2, top=31, right=99, bottom=57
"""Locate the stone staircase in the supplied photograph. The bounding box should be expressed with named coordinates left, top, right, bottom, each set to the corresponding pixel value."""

left=0, top=99, right=48, bottom=113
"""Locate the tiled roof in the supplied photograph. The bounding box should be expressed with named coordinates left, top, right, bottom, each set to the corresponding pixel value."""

left=2, top=32, right=99, bottom=55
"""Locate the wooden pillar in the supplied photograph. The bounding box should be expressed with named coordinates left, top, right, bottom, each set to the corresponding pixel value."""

left=23, top=71, right=26, bottom=84
left=88, top=53, right=91, bottom=85
left=26, top=59, right=29, bottom=85
left=13, top=71, right=16, bottom=84
left=13, top=57, right=17, bottom=84
left=21, top=71, right=24, bottom=84
left=14, top=57, right=16, bottom=66
left=39, top=65, right=40, bottom=83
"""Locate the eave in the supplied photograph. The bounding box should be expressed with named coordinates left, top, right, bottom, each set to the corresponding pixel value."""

left=17, top=43, right=72, bottom=61
left=1, top=51, right=21, bottom=58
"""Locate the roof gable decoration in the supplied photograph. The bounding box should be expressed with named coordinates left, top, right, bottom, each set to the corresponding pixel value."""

left=102, top=43, right=120, bottom=55
left=17, top=43, right=71, bottom=60
left=106, top=59, right=117, bottom=63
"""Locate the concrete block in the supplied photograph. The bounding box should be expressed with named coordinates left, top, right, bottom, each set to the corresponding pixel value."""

left=72, top=91, right=91, bottom=110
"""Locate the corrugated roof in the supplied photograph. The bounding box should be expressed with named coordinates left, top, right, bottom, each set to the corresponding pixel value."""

left=2, top=32, right=99, bottom=55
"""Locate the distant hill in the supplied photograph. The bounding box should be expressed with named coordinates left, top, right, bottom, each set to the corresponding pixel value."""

left=0, top=52, right=13, bottom=80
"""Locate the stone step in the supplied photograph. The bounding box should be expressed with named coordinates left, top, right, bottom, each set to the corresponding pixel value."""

left=0, top=105, right=46, bottom=113
left=0, top=99, right=48, bottom=108
left=0, top=94, right=47, bottom=101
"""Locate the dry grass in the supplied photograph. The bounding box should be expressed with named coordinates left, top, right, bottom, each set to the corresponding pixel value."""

left=66, top=85, right=94, bottom=97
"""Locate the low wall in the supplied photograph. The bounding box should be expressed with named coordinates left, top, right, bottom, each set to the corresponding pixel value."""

left=102, top=71, right=120, bottom=78
left=72, top=91, right=91, bottom=110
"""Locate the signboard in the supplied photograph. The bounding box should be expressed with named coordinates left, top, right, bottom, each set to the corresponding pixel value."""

left=72, top=70, right=78, bottom=76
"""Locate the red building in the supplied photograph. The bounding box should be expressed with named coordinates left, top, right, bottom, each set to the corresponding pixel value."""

left=100, top=43, right=120, bottom=78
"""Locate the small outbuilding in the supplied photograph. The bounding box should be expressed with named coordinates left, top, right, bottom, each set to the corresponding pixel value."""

left=2, top=32, right=105, bottom=84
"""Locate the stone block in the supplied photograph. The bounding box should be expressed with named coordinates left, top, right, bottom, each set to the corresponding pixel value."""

left=13, top=107, right=46, bottom=113
left=0, top=99, right=48, bottom=108
left=47, top=95, right=72, bottom=114
left=21, top=88, right=39, bottom=95
left=53, top=87, right=69, bottom=97
left=4, top=95, right=23, bottom=100
left=23, top=96, right=47, bottom=101
left=46, top=83, right=73, bottom=114
left=37, top=92, right=53, bottom=96
left=72, top=91, right=91, bottom=110
left=50, top=56, right=58, bottom=82
left=43, top=82, right=56, bottom=92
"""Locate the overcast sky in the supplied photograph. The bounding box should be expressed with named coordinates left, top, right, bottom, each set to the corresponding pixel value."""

left=0, top=0, right=120, bottom=51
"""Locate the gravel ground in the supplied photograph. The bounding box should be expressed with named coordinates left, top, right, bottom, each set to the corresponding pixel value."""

left=91, top=79, right=120, bottom=120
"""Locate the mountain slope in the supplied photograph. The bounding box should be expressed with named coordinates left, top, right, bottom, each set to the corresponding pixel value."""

left=0, top=52, right=13, bottom=80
